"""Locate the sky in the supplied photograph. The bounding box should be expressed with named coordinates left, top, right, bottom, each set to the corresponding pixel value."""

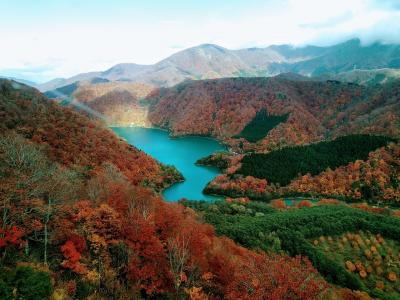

left=0, top=0, right=400, bottom=83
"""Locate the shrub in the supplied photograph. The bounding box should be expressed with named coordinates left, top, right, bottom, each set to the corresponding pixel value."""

left=297, top=200, right=313, bottom=208
left=271, top=199, right=286, bottom=209
left=12, top=266, right=53, bottom=300
left=0, top=279, right=13, bottom=300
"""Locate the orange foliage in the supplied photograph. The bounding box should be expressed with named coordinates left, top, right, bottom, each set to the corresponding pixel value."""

left=337, top=288, right=372, bottom=300
left=350, top=203, right=389, bottom=215
left=148, top=77, right=400, bottom=153
left=317, top=199, right=341, bottom=206
left=0, top=83, right=165, bottom=189
left=286, top=143, right=400, bottom=202
left=271, top=199, right=286, bottom=209
left=226, top=197, right=250, bottom=204
left=296, top=200, right=313, bottom=208
left=208, top=142, right=400, bottom=204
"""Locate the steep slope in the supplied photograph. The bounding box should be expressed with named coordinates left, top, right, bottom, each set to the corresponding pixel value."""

left=148, top=77, right=400, bottom=152
left=0, top=79, right=172, bottom=188
left=46, top=80, right=155, bottom=126
left=39, top=38, right=400, bottom=91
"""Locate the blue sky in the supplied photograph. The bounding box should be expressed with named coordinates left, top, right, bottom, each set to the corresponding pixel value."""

left=1, top=0, right=399, bottom=82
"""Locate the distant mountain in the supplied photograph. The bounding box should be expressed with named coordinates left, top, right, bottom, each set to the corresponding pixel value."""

left=44, top=77, right=112, bottom=99
left=0, top=76, right=38, bottom=88
left=38, top=72, right=102, bottom=92
left=269, top=39, right=400, bottom=76
left=324, top=68, right=400, bottom=85
left=39, top=38, right=400, bottom=91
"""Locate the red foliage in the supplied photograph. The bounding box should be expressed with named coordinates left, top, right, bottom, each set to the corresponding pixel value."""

left=60, top=240, right=87, bottom=274
left=125, top=212, right=172, bottom=295
left=208, top=238, right=328, bottom=299
left=0, top=226, right=25, bottom=249
left=61, top=241, right=81, bottom=264
left=69, top=234, right=87, bottom=253
left=66, top=280, right=77, bottom=296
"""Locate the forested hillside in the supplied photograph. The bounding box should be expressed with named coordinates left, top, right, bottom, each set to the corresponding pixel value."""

left=237, top=135, right=394, bottom=185
left=0, top=80, right=331, bottom=299
left=148, top=77, right=400, bottom=152
left=205, top=136, right=400, bottom=204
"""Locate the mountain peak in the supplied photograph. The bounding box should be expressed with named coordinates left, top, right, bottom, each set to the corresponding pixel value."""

left=38, top=38, right=400, bottom=91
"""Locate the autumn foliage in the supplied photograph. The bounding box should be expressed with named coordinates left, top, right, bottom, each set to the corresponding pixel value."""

left=271, top=199, right=287, bottom=209
left=60, top=240, right=87, bottom=274
left=206, top=140, right=400, bottom=204
left=296, top=200, right=313, bottom=208
left=0, top=226, right=25, bottom=249
left=148, top=77, right=400, bottom=152
left=0, top=80, right=329, bottom=299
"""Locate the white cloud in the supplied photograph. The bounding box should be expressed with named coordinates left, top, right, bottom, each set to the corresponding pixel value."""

left=0, top=0, right=399, bottom=82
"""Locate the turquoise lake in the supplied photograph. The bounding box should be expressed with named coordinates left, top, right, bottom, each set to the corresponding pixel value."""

left=112, top=127, right=226, bottom=201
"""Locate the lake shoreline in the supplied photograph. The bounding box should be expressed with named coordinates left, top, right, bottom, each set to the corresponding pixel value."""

left=109, top=124, right=234, bottom=151
left=111, top=126, right=227, bottom=202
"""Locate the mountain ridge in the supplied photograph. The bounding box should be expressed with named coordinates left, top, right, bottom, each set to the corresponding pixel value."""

left=38, top=38, right=400, bottom=91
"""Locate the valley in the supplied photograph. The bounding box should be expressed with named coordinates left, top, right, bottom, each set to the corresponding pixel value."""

left=1, top=79, right=331, bottom=299
left=1, top=17, right=400, bottom=298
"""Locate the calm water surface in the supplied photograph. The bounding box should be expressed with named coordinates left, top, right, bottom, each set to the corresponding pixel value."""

left=112, top=127, right=226, bottom=201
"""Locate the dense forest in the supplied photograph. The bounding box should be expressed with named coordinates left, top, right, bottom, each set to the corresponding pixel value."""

left=234, top=108, right=289, bottom=142
left=183, top=200, right=400, bottom=299
left=0, top=80, right=332, bottom=299
left=237, top=135, right=394, bottom=186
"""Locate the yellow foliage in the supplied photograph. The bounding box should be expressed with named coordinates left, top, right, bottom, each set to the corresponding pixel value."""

left=50, top=289, right=71, bottom=300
